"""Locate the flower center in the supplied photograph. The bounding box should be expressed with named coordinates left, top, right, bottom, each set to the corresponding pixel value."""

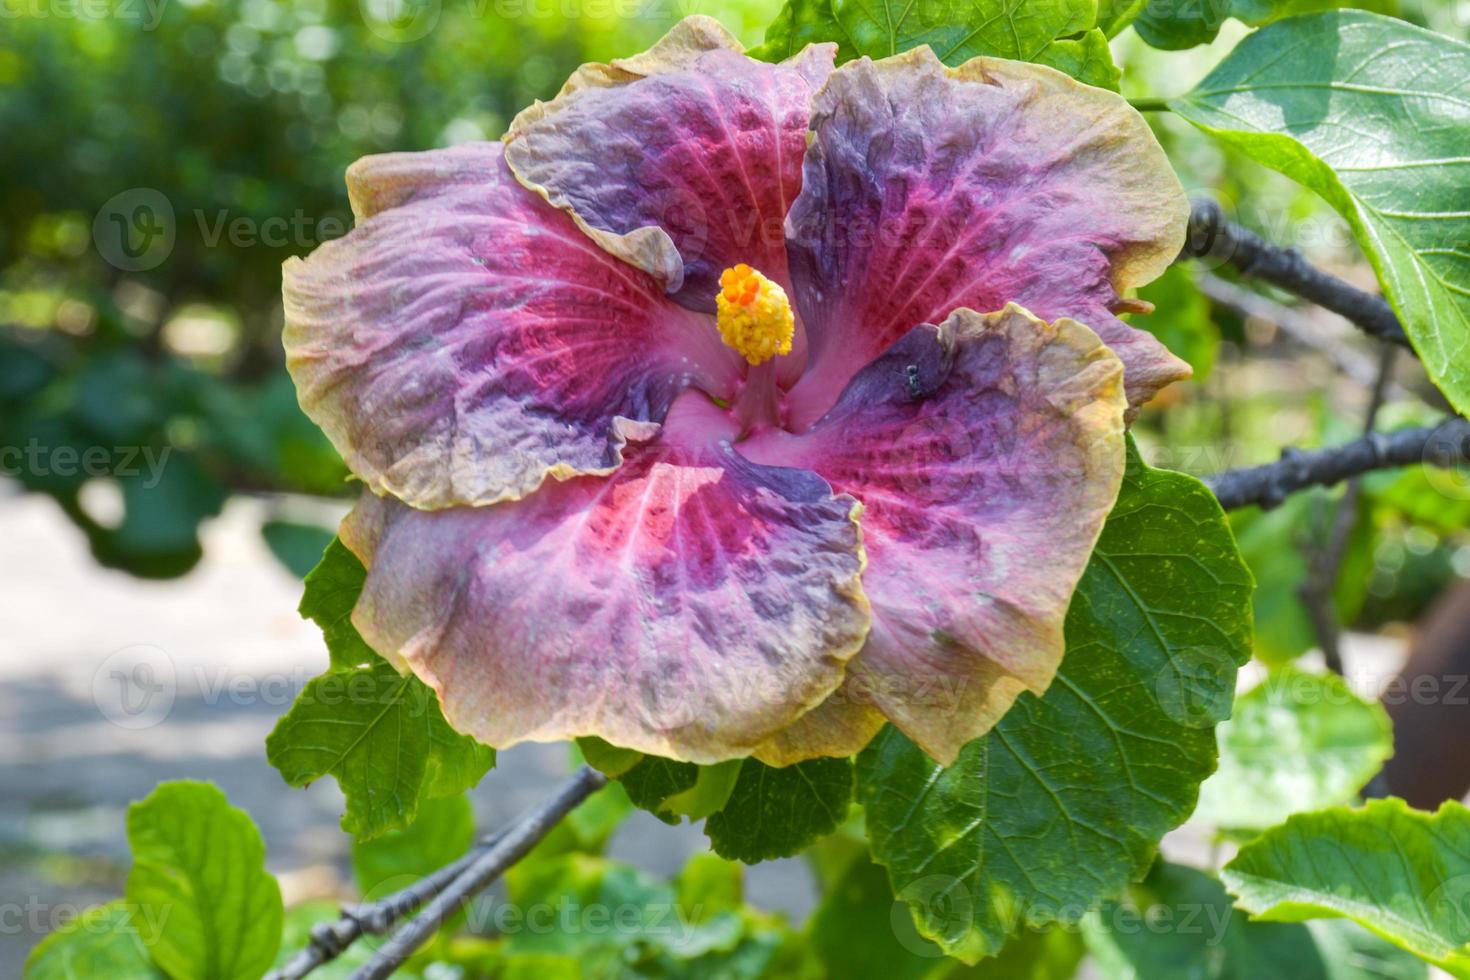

left=716, top=264, right=793, bottom=366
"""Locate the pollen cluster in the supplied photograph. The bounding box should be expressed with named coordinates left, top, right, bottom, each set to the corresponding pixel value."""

left=716, top=264, right=794, bottom=366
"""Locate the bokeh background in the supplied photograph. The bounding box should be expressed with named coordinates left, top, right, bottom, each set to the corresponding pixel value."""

left=4, top=0, right=1470, bottom=974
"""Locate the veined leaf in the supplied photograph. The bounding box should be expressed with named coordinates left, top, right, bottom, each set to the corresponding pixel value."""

left=858, top=439, right=1253, bottom=962
left=1084, top=862, right=1326, bottom=979
left=24, top=903, right=165, bottom=980
left=704, top=757, right=854, bottom=863
left=125, top=782, right=283, bottom=980
left=750, top=0, right=1122, bottom=90
left=1171, top=12, right=1470, bottom=416
left=267, top=539, right=494, bottom=839
left=1195, top=667, right=1392, bottom=830
left=1222, top=798, right=1470, bottom=976
left=606, top=749, right=851, bottom=861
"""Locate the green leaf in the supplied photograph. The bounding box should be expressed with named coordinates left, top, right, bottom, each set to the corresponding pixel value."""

left=952, top=926, right=1085, bottom=979
left=618, top=754, right=699, bottom=823
left=1133, top=0, right=1344, bottom=50
left=1084, top=861, right=1328, bottom=979
left=1170, top=11, right=1470, bottom=416
left=705, top=757, right=854, bottom=863
left=1307, top=920, right=1430, bottom=980
left=749, top=0, right=1121, bottom=90
left=577, top=736, right=644, bottom=778
left=1097, top=0, right=1150, bottom=36
left=1195, top=667, right=1393, bottom=830
left=1131, top=263, right=1220, bottom=381
left=809, top=853, right=946, bottom=979
left=351, top=794, right=475, bottom=900
left=858, top=439, right=1253, bottom=962
left=663, top=760, right=744, bottom=821
left=124, top=781, right=283, bottom=980
left=1222, top=798, right=1470, bottom=976
left=299, top=537, right=379, bottom=672
left=24, top=903, right=166, bottom=980
left=267, top=540, right=494, bottom=839
left=260, top=519, right=334, bottom=579
left=267, top=658, right=492, bottom=839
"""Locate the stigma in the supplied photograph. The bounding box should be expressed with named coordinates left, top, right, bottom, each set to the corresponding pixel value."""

left=716, top=264, right=794, bottom=366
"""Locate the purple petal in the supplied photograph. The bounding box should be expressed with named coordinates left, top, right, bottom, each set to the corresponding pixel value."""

left=783, top=49, right=1189, bottom=429
left=742, top=305, right=1127, bottom=763
left=503, top=18, right=834, bottom=331
left=283, top=142, right=741, bottom=509
left=339, top=393, right=871, bottom=764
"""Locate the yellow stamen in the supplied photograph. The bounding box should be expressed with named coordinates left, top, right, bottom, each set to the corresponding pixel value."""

left=716, top=264, right=794, bottom=366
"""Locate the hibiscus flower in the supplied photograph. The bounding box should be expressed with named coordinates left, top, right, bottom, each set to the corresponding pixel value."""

left=282, top=17, right=1188, bottom=766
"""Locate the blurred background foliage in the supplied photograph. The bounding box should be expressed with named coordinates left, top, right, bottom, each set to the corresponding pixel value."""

left=0, top=0, right=1468, bottom=622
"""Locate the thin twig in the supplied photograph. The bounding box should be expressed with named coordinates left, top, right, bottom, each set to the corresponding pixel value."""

left=266, top=829, right=510, bottom=980
left=1298, top=346, right=1397, bottom=675
left=1206, top=417, right=1470, bottom=511
left=349, top=766, right=609, bottom=980
left=1181, top=198, right=1411, bottom=349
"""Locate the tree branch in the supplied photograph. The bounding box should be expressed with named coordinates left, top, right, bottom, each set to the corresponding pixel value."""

left=1205, top=417, right=1470, bottom=511
left=266, top=830, right=510, bottom=980
left=349, top=766, right=608, bottom=980
left=1181, top=197, right=1411, bottom=350
left=267, top=766, right=607, bottom=980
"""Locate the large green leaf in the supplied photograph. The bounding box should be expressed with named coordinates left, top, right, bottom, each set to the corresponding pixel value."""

left=1132, top=0, right=1335, bottom=50
left=750, top=0, right=1121, bottom=90
left=298, top=537, right=383, bottom=672
left=267, top=539, right=494, bottom=839
left=1085, top=861, right=1327, bottom=979
left=1084, top=861, right=1427, bottom=979
left=1307, top=920, right=1431, bottom=980
left=1222, top=798, right=1470, bottom=976
left=124, top=781, right=283, bottom=980
left=24, top=903, right=166, bottom=980
left=1170, top=11, right=1470, bottom=416
left=1195, top=667, right=1392, bottom=830
left=705, top=757, right=854, bottom=863
left=858, top=440, right=1254, bottom=962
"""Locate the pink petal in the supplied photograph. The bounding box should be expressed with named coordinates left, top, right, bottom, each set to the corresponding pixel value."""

left=283, top=142, right=741, bottom=509
left=339, top=395, right=871, bottom=764
left=504, top=17, right=834, bottom=384
left=742, top=305, right=1128, bottom=763
left=783, top=49, right=1189, bottom=429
